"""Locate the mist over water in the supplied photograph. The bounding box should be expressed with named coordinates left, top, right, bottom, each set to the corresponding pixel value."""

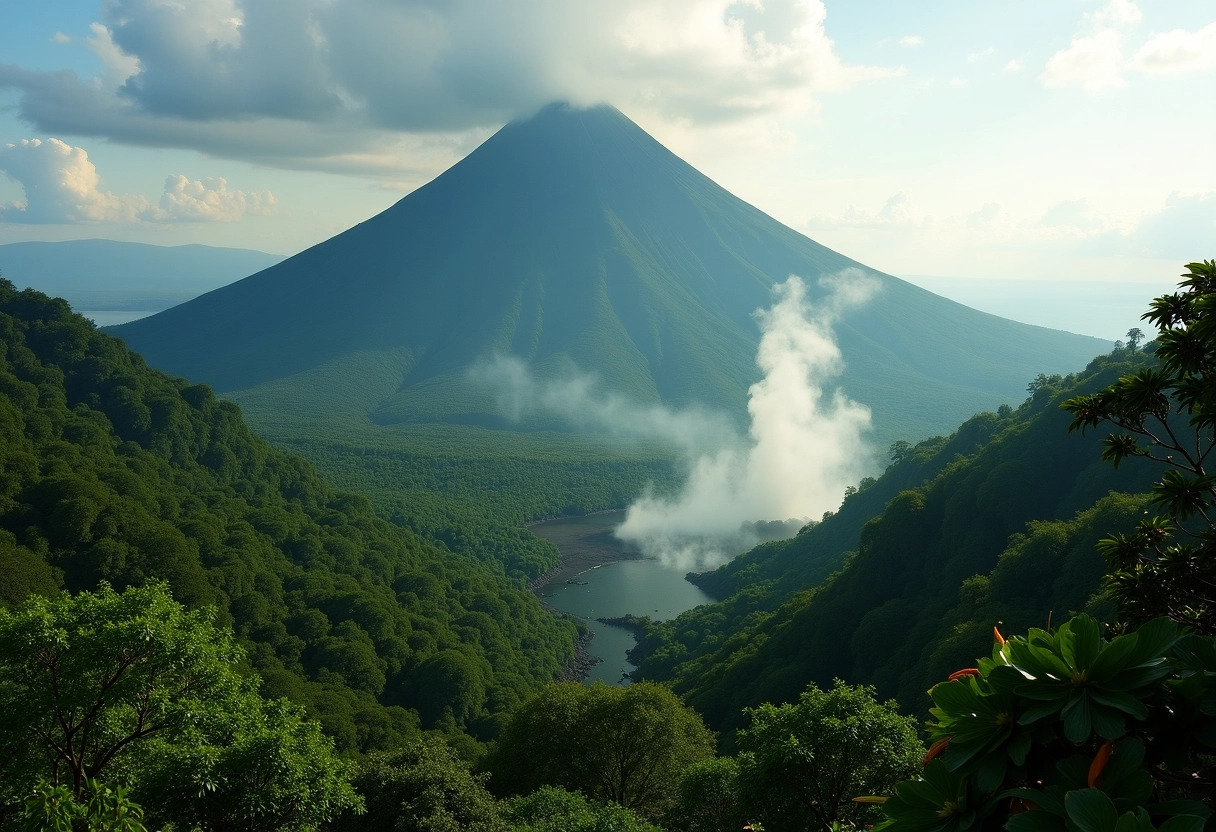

left=472, top=268, right=880, bottom=570
left=616, top=270, right=879, bottom=569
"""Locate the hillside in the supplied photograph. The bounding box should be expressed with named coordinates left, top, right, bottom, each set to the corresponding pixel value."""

left=111, top=104, right=1107, bottom=451
left=0, top=279, right=578, bottom=751
left=629, top=350, right=1160, bottom=740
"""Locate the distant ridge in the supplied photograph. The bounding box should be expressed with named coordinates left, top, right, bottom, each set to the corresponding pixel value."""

left=112, top=103, right=1109, bottom=444
left=0, top=239, right=285, bottom=312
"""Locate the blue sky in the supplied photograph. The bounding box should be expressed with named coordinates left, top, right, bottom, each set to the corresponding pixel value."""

left=0, top=1, right=1213, bottom=338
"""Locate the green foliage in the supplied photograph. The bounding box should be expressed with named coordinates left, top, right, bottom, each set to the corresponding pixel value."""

left=0, top=582, right=360, bottom=831
left=0, top=279, right=580, bottom=750
left=331, top=739, right=504, bottom=832
left=878, top=616, right=1216, bottom=832
left=668, top=757, right=744, bottom=832
left=0, top=582, right=246, bottom=804
left=632, top=352, right=1157, bottom=737
left=1063, top=260, right=1216, bottom=634
left=736, top=680, right=924, bottom=832
left=503, top=786, right=664, bottom=832
left=21, top=778, right=147, bottom=832
left=482, top=681, right=716, bottom=820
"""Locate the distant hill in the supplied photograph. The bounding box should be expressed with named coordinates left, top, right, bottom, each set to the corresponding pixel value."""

left=0, top=239, right=284, bottom=314
left=111, top=104, right=1108, bottom=448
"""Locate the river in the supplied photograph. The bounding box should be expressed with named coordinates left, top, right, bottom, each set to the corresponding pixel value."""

left=531, top=512, right=714, bottom=685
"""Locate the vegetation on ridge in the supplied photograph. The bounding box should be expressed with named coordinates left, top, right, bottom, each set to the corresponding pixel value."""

left=0, top=279, right=578, bottom=756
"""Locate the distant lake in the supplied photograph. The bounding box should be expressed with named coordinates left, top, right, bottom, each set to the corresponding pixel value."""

left=81, top=310, right=155, bottom=327
left=533, top=512, right=713, bottom=685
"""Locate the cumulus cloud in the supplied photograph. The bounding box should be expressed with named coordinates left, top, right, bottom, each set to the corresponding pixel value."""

left=1039, top=0, right=1141, bottom=92
left=1040, top=29, right=1127, bottom=92
left=616, top=271, right=879, bottom=568
left=146, top=175, right=276, bottom=223
left=1132, top=22, right=1216, bottom=76
left=0, top=0, right=898, bottom=175
left=0, top=138, right=146, bottom=223
left=1040, top=1, right=1215, bottom=91
left=899, top=35, right=924, bottom=48
left=0, top=137, right=275, bottom=224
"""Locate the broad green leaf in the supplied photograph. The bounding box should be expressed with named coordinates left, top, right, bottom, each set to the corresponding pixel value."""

left=1065, top=789, right=1118, bottom=832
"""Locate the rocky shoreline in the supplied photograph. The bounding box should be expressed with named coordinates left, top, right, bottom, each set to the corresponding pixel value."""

left=528, top=512, right=637, bottom=682
left=557, top=630, right=602, bottom=682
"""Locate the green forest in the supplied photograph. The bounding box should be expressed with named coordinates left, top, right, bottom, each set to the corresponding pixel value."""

left=3, top=262, right=1216, bottom=832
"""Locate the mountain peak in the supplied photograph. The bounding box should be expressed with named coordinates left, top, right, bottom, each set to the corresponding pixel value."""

left=112, top=105, right=1107, bottom=447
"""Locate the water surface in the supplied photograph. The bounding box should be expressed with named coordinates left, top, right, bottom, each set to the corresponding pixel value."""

left=534, top=513, right=713, bottom=685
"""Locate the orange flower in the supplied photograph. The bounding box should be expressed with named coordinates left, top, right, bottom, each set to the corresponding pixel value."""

left=1088, top=741, right=1114, bottom=787
left=947, top=668, right=979, bottom=681
left=993, top=626, right=1006, bottom=645
left=923, top=737, right=951, bottom=767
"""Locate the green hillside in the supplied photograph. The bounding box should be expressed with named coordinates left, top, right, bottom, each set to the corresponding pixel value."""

left=0, top=279, right=579, bottom=752
left=628, top=350, right=1160, bottom=740
left=111, top=104, right=1108, bottom=453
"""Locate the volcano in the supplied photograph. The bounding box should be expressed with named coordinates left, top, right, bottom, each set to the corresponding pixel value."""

left=112, top=103, right=1107, bottom=445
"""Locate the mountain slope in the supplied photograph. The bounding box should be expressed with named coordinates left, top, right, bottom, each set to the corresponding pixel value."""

left=111, top=104, right=1106, bottom=446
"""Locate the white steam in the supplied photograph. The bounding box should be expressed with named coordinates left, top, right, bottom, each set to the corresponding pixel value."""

left=616, top=270, right=879, bottom=568
left=469, top=356, right=740, bottom=455
left=471, top=268, right=881, bottom=570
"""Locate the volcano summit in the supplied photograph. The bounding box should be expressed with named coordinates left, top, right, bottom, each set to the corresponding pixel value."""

left=113, top=104, right=1106, bottom=445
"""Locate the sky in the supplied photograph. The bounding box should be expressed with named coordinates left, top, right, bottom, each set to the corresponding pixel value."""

left=0, top=0, right=1213, bottom=339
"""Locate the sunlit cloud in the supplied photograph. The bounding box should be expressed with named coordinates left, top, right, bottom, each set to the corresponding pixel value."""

left=1132, top=22, right=1216, bottom=75
left=0, top=137, right=274, bottom=224
left=0, top=0, right=900, bottom=176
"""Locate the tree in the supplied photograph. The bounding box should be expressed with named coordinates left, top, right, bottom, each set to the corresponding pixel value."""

left=1126, top=326, right=1145, bottom=351
left=503, top=786, right=663, bottom=832
left=0, top=582, right=359, bottom=830
left=330, top=739, right=504, bottom=832
left=669, top=757, right=744, bottom=832
left=482, top=682, right=716, bottom=820
left=1062, top=260, right=1216, bottom=634
left=736, top=679, right=923, bottom=832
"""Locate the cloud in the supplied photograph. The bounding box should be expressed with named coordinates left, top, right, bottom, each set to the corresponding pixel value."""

left=0, top=138, right=146, bottom=223
left=0, top=0, right=899, bottom=175
left=1132, top=22, right=1216, bottom=76
left=615, top=270, right=880, bottom=568
left=899, top=35, right=924, bottom=48
left=1041, top=193, right=1215, bottom=259
left=145, top=175, right=276, bottom=223
left=1039, top=0, right=1143, bottom=93
left=1086, top=0, right=1141, bottom=28
left=806, top=192, right=931, bottom=230
left=1004, top=59, right=1023, bottom=73
left=0, top=137, right=275, bottom=224
left=967, top=47, right=995, bottom=63
left=1040, top=29, right=1126, bottom=92
left=1116, top=192, right=1216, bottom=259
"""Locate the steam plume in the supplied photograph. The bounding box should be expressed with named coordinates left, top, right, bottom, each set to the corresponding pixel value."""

left=616, top=269, right=879, bottom=568
left=471, top=268, right=880, bottom=569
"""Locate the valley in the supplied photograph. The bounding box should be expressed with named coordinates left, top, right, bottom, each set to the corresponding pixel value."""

left=1, top=98, right=1211, bottom=832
